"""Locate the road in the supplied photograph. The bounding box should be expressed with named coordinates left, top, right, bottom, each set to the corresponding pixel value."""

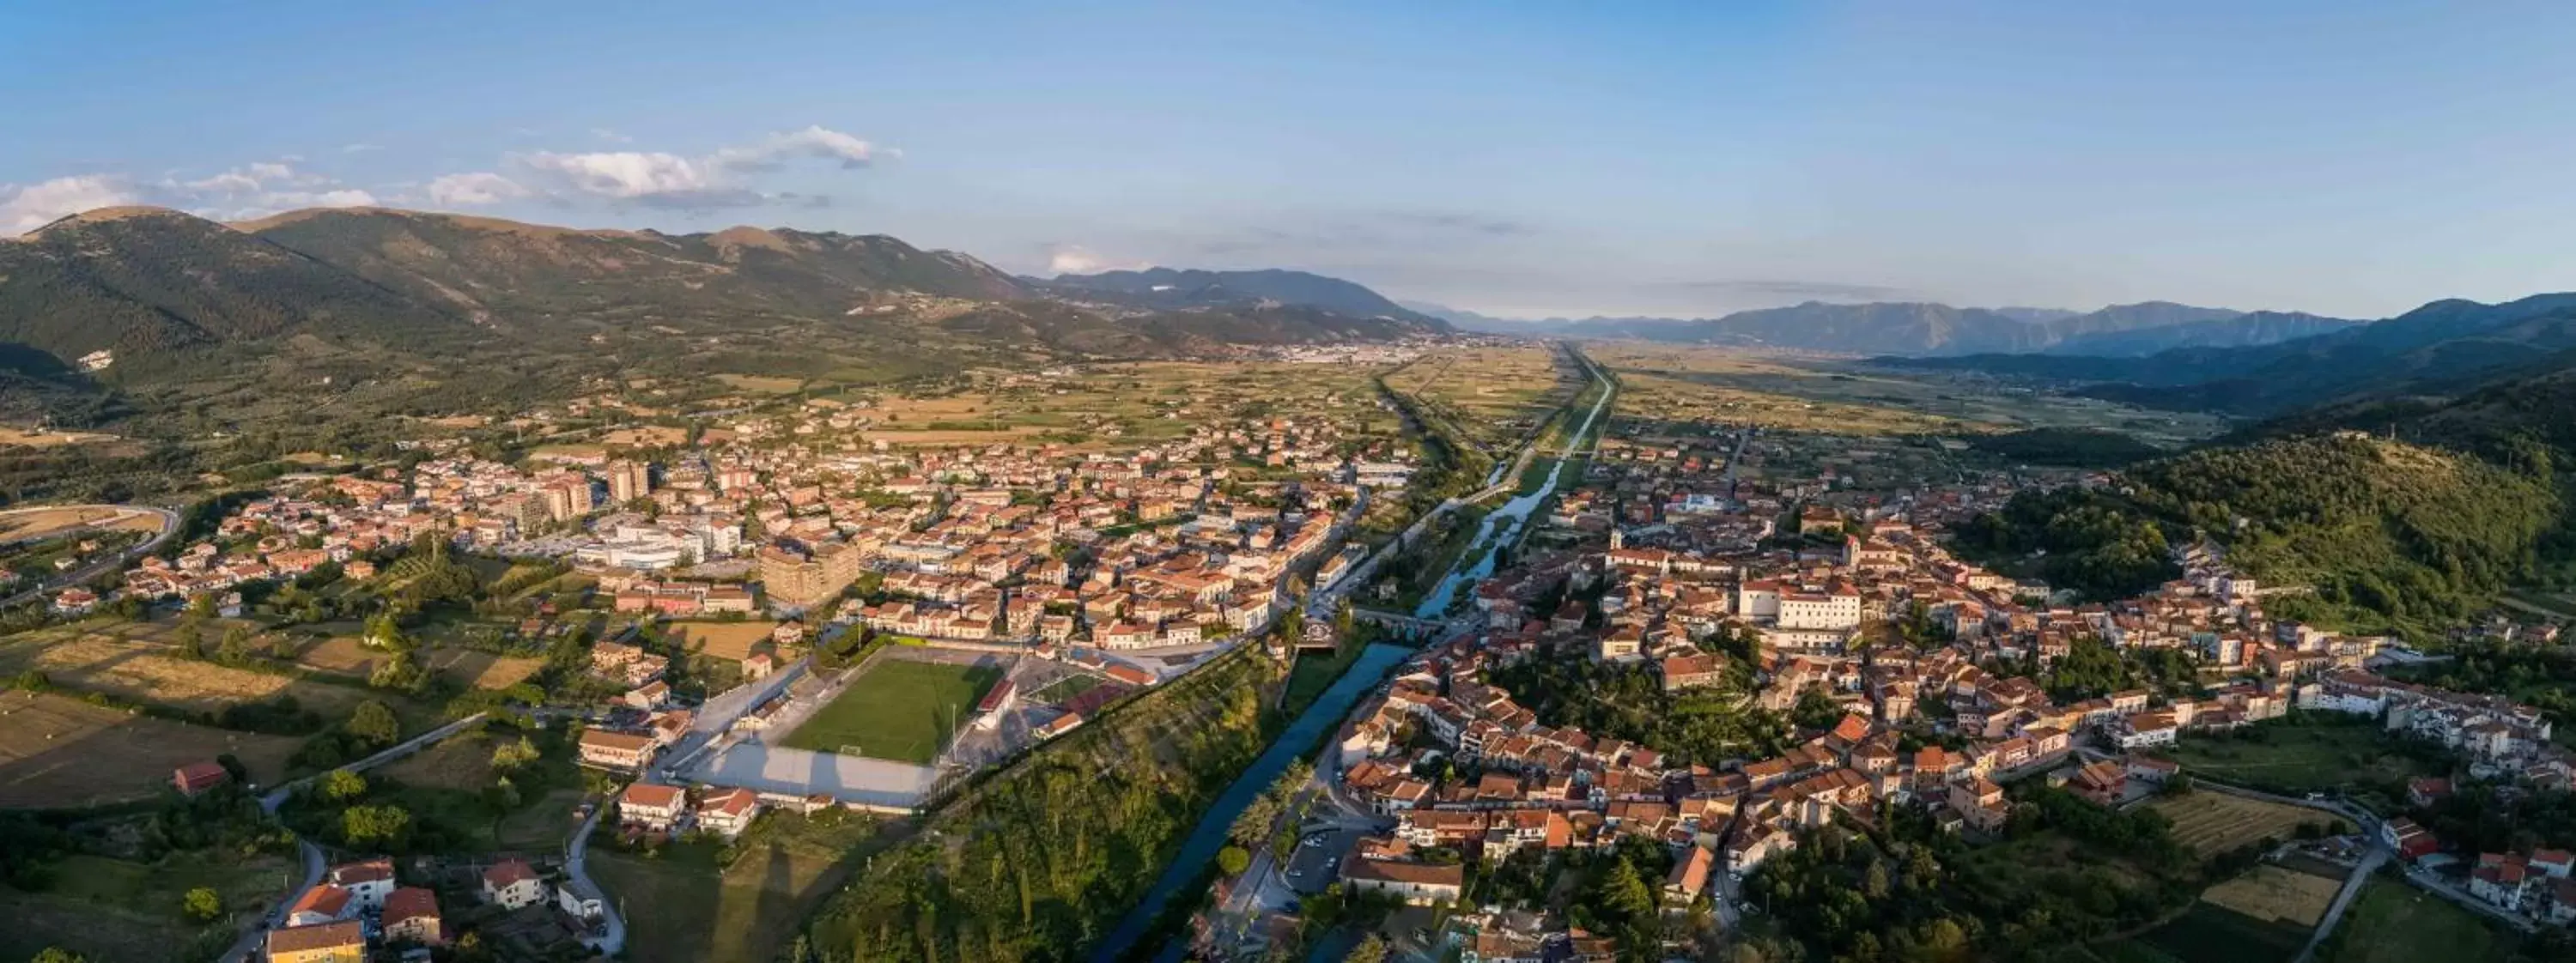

left=0, top=504, right=180, bottom=609
left=2293, top=845, right=2387, bottom=963
left=562, top=791, right=629, bottom=954
left=221, top=712, right=490, bottom=963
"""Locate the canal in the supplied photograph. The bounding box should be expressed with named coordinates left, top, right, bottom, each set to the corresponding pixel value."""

left=1410, top=366, right=1615, bottom=620
left=1087, top=641, right=1415, bottom=963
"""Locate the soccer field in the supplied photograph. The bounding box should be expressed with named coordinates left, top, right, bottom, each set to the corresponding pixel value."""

left=780, top=660, right=1003, bottom=764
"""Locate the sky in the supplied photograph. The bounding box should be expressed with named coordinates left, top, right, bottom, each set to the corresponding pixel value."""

left=5, top=0, right=2575, bottom=320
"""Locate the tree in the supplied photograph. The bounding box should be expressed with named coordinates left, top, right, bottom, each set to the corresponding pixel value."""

left=216, top=626, right=255, bottom=664
left=183, top=886, right=222, bottom=922
left=346, top=700, right=401, bottom=747
left=343, top=804, right=410, bottom=845
left=319, top=769, right=368, bottom=802
left=1217, top=845, right=1252, bottom=876
left=31, top=949, right=89, bottom=963
left=1346, top=936, right=1388, bottom=963
left=491, top=736, right=541, bottom=772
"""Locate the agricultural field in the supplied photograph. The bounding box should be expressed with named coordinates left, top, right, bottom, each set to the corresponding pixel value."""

left=860, top=359, right=1409, bottom=455
left=715, top=373, right=805, bottom=394
left=590, top=810, right=889, bottom=963
left=602, top=425, right=690, bottom=447
left=0, top=426, right=124, bottom=449
left=0, top=690, right=301, bottom=808
left=667, top=620, right=781, bottom=663
left=2128, top=900, right=2312, bottom=963
left=2321, top=880, right=2517, bottom=963
left=0, top=852, right=290, bottom=963
left=2199, top=863, right=2343, bottom=928
left=1583, top=342, right=2231, bottom=445
left=0, top=504, right=162, bottom=541
left=0, top=625, right=372, bottom=719
left=1604, top=366, right=1982, bottom=438
left=1382, top=344, right=1576, bottom=455
left=2149, top=791, right=2335, bottom=854
left=2159, top=719, right=2442, bottom=799
left=780, top=659, right=1002, bottom=764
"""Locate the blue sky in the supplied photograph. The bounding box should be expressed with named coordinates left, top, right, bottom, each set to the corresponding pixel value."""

left=5, top=0, right=2574, bottom=318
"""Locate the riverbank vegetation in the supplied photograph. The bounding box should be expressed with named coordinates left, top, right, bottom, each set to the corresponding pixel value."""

left=798, top=647, right=1290, bottom=962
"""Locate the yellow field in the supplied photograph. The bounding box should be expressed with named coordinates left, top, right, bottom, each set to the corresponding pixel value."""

left=668, top=621, right=781, bottom=663
left=0, top=505, right=155, bottom=541
left=1382, top=345, right=1574, bottom=451
left=603, top=426, right=690, bottom=447
left=716, top=373, right=805, bottom=394
left=0, top=427, right=121, bottom=448
left=862, top=427, right=1048, bottom=445
left=2200, top=864, right=2342, bottom=927
left=2150, top=792, right=2323, bottom=854
left=0, top=691, right=301, bottom=808
left=0, top=627, right=368, bottom=718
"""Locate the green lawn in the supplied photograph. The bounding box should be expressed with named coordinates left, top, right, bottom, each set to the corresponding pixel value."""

left=2322, top=881, right=2515, bottom=963
left=2160, top=718, right=2441, bottom=800
left=1283, top=646, right=1364, bottom=717
left=0, top=852, right=292, bottom=963
left=781, top=660, right=1002, bottom=763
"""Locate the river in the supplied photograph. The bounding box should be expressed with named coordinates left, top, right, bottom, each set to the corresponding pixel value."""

left=1410, top=370, right=1615, bottom=620
left=1087, top=642, right=1415, bottom=963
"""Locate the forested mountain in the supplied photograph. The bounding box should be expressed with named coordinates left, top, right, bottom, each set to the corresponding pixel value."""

left=2041, top=310, right=2356, bottom=356
left=1897, top=293, right=2576, bottom=415
left=0, top=207, right=1448, bottom=431
left=1404, top=298, right=2338, bottom=356
left=1959, top=434, right=2561, bottom=639
left=1042, top=266, right=1439, bottom=324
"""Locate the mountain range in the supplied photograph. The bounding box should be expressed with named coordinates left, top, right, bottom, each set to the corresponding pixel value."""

left=1893, top=292, right=2576, bottom=416
left=0, top=206, right=1449, bottom=425
left=1405, top=299, right=2358, bottom=357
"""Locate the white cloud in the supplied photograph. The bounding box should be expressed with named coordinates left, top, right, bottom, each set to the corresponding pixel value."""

left=592, top=127, right=634, bottom=143
left=342, top=143, right=382, bottom=154
left=502, top=126, right=889, bottom=210
left=710, top=124, right=885, bottom=172
left=0, top=174, right=143, bottom=235
left=425, top=172, right=531, bottom=206
left=159, top=160, right=376, bottom=221
left=1045, top=244, right=1145, bottom=276
left=519, top=150, right=720, bottom=199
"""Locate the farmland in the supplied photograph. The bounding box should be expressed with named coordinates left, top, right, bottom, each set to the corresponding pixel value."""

left=0, top=852, right=291, bottom=963
left=860, top=359, right=1408, bottom=454
left=780, top=658, right=1004, bottom=764
left=1381, top=344, right=1577, bottom=456
left=2199, top=863, right=2342, bottom=927
left=2149, top=791, right=2335, bottom=855
left=591, top=810, right=889, bottom=963
left=666, top=619, right=781, bottom=663
left=2321, top=880, right=2518, bottom=963
left=0, top=690, right=301, bottom=808
left=1583, top=342, right=2230, bottom=445
left=0, top=625, right=371, bottom=719
left=2159, top=718, right=2442, bottom=800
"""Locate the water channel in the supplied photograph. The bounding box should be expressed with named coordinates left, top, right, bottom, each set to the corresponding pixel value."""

left=1410, top=371, right=1615, bottom=620
left=1088, top=641, right=1416, bottom=963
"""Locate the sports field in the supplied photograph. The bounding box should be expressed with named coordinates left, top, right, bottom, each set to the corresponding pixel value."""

left=780, top=660, right=1002, bottom=764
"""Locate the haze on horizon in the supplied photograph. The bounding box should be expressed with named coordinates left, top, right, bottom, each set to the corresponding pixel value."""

left=5, top=0, right=2573, bottom=321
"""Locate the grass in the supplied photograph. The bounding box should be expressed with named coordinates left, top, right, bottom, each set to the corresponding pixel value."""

left=591, top=810, right=889, bottom=963
left=1283, top=645, right=1365, bottom=717
left=0, top=690, right=303, bottom=808
left=2321, top=880, right=2515, bottom=963
left=780, top=660, right=1003, bottom=764
left=2149, top=791, right=2334, bottom=854
left=1027, top=674, right=1104, bottom=706
left=2159, top=719, right=2442, bottom=799
left=2132, top=901, right=2311, bottom=963
left=0, top=851, right=289, bottom=963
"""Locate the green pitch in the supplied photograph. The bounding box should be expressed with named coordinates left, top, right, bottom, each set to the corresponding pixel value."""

left=780, top=660, right=1004, bottom=764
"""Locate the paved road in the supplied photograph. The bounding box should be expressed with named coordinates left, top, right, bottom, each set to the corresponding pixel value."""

left=2294, top=845, right=2387, bottom=963
left=222, top=712, right=491, bottom=963
left=0, top=504, right=180, bottom=609
left=562, top=792, right=628, bottom=954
